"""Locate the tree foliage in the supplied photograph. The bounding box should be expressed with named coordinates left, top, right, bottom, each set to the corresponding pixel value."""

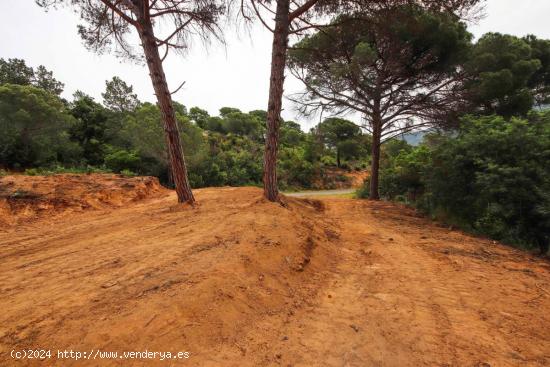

left=466, top=33, right=544, bottom=116
left=289, top=5, right=473, bottom=134
left=315, top=118, right=363, bottom=167
left=0, top=84, right=78, bottom=168
left=525, top=35, right=550, bottom=108
left=0, top=66, right=372, bottom=190
left=69, top=92, right=110, bottom=165
left=102, top=76, right=141, bottom=112
left=0, top=58, right=64, bottom=95
left=36, top=0, right=224, bottom=61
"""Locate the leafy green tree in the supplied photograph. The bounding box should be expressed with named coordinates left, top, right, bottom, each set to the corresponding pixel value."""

left=280, top=120, right=305, bottom=147
left=196, top=132, right=262, bottom=187
left=69, top=92, right=109, bottom=165
left=427, top=114, right=550, bottom=252
left=316, top=118, right=362, bottom=167
left=222, top=111, right=263, bottom=139
left=278, top=145, right=315, bottom=189
left=0, top=58, right=34, bottom=85
left=120, top=102, right=207, bottom=184
left=189, top=106, right=210, bottom=128
left=358, top=140, right=427, bottom=201
left=0, top=58, right=64, bottom=95
left=289, top=5, right=473, bottom=198
left=104, top=148, right=141, bottom=173
left=204, top=116, right=225, bottom=133
left=0, top=84, right=80, bottom=167
left=337, top=138, right=367, bottom=165
left=173, top=102, right=188, bottom=116
left=466, top=33, right=543, bottom=116
left=102, top=76, right=140, bottom=112
left=246, top=0, right=481, bottom=202
left=120, top=102, right=169, bottom=174
left=249, top=110, right=267, bottom=122
left=33, top=65, right=64, bottom=95
left=524, top=35, right=550, bottom=108
left=219, top=107, right=241, bottom=117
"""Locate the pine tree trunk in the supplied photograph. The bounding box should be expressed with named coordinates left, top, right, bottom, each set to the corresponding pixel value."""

left=137, top=17, right=195, bottom=204
left=369, top=117, right=382, bottom=200
left=263, top=0, right=290, bottom=202
left=337, top=148, right=341, bottom=168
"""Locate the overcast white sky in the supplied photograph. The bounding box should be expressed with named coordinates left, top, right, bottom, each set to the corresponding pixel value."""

left=1, top=0, right=550, bottom=130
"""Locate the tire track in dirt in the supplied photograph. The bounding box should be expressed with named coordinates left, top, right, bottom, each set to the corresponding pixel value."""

left=260, top=199, right=550, bottom=367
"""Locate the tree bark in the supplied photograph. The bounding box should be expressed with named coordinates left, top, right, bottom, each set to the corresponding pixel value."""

left=369, top=114, right=382, bottom=200
left=137, top=16, right=195, bottom=204
left=263, top=0, right=290, bottom=202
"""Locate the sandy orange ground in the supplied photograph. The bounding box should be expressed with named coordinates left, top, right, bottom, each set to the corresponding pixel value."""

left=0, top=175, right=549, bottom=366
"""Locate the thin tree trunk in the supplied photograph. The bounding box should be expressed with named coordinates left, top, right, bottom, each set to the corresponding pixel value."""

left=263, top=0, right=290, bottom=202
left=336, top=148, right=341, bottom=168
left=137, top=17, right=195, bottom=204
left=369, top=116, right=382, bottom=200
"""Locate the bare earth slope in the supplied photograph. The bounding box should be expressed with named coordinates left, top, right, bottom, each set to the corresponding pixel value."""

left=0, top=175, right=549, bottom=366
left=0, top=174, right=166, bottom=226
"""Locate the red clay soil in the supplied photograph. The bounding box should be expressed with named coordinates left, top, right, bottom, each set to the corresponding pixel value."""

left=0, top=174, right=165, bottom=226
left=0, top=175, right=549, bottom=366
left=343, top=170, right=369, bottom=188
left=311, top=169, right=369, bottom=190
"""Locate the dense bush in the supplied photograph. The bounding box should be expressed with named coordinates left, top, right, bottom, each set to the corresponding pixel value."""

left=359, top=113, right=550, bottom=253
left=104, top=148, right=141, bottom=173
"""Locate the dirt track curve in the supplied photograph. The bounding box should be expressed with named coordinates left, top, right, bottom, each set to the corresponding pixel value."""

left=1, top=178, right=549, bottom=366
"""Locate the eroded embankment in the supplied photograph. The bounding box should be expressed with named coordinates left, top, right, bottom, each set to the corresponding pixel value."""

left=0, top=174, right=166, bottom=227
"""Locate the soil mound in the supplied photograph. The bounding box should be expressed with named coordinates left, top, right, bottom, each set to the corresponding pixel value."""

left=0, top=182, right=339, bottom=366
left=0, top=174, right=166, bottom=227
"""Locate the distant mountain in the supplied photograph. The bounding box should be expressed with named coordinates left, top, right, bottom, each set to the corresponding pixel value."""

left=399, top=131, right=426, bottom=146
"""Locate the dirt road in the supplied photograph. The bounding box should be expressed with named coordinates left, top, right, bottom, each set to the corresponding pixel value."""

left=1, top=178, right=549, bottom=366
left=274, top=199, right=550, bottom=366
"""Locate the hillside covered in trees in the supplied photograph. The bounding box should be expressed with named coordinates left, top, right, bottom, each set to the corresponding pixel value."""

left=0, top=60, right=370, bottom=190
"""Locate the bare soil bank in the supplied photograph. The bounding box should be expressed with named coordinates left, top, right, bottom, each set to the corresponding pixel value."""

left=0, top=175, right=548, bottom=366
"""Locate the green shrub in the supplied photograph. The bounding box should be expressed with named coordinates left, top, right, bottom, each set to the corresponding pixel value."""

left=120, top=169, right=136, bottom=177
left=24, top=168, right=39, bottom=176
left=104, top=149, right=141, bottom=173
left=23, top=165, right=112, bottom=176
left=320, top=155, right=337, bottom=166
left=356, top=183, right=370, bottom=199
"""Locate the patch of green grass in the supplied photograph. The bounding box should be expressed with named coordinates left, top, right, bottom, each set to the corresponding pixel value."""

left=24, top=166, right=112, bottom=176
left=120, top=169, right=136, bottom=177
